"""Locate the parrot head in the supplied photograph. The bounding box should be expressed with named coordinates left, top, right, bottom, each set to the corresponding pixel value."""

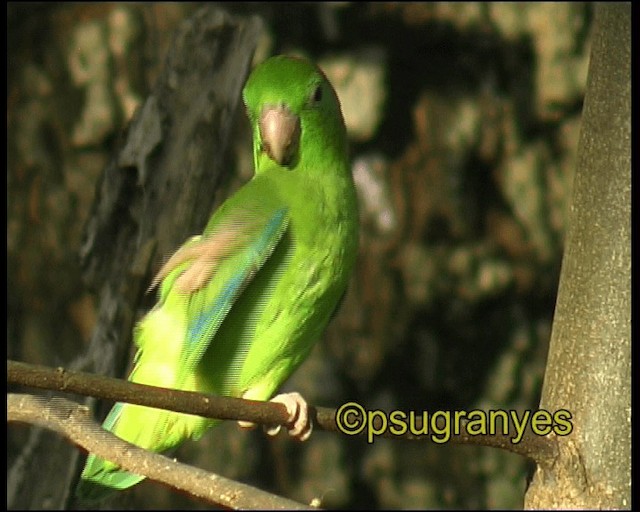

left=243, top=55, right=347, bottom=171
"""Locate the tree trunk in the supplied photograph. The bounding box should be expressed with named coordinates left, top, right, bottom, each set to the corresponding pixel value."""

left=7, top=7, right=263, bottom=509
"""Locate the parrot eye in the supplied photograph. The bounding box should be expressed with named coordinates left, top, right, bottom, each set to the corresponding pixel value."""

left=311, top=85, right=323, bottom=104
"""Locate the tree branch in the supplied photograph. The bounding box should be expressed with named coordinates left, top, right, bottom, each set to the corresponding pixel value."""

left=7, top=393, right=313, bottom=510
left=8, top=359, right=292, bottom=427
left=8, top=359, right=559, bottom=466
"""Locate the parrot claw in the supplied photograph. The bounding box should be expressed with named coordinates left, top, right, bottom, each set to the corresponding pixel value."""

left=237, top=419, right=257, bottom=430
left=268, top=392, right=313, bottom=441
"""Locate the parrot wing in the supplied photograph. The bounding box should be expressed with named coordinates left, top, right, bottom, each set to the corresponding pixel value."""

left=149, top=202, right=290, bottom=389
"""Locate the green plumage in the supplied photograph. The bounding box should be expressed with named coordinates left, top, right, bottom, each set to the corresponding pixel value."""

left=75, top=55, right=359, bottom=500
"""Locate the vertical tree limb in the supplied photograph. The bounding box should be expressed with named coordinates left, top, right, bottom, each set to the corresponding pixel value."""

left=524, top=3, right=630, bottom=508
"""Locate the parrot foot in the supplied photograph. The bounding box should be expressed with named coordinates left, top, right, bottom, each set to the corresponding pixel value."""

left=237, top=392, right=312, bottom=441
left=266, top=392, right=313, bottom=441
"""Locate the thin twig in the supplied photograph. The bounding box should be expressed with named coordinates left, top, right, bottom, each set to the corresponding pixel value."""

left=8, top=359, right=291, bottom=426
left=7, top=393, right=313, bottom=509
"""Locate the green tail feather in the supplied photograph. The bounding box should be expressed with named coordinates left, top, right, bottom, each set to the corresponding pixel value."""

left=75, top=453, right=146, bottom=502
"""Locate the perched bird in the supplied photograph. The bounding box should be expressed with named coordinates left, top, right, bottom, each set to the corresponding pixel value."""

left=75, top=54, right=359, bottom=500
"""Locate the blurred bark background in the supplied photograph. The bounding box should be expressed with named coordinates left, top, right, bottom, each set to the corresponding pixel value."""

left=7, top=3, right=603, bottom=509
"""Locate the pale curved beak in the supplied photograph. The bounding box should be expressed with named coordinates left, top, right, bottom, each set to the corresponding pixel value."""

left=259, top=104, right=301, bottom=167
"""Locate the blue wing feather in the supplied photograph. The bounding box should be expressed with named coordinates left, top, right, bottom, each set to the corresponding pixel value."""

left=175, top=207, right=289, bottom=386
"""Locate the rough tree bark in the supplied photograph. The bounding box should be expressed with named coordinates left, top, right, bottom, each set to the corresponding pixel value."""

left=524, top=3, right=630, bottom=509
left=7, top=7, right=263, bottom=510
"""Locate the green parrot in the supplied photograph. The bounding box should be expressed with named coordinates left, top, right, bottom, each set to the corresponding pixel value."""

left=75, top=54, right=359, bottom=500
